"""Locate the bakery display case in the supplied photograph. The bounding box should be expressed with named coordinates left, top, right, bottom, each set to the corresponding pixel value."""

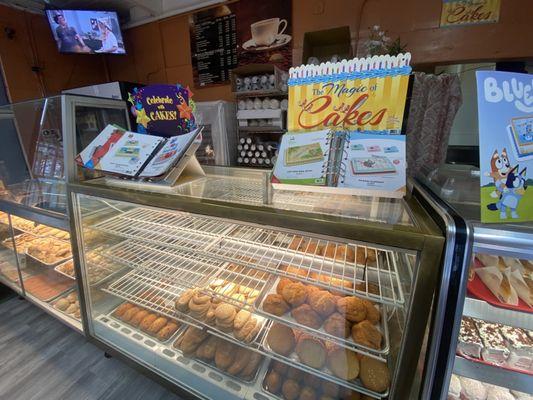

left=419, top=164, right=533, bottom=400
left=0, top=94, right=130, bottom=332
left=68, top=167, right=449, bottom=400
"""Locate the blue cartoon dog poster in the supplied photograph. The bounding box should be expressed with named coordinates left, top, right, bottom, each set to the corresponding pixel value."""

left=477, top=71, right=533, bottom=223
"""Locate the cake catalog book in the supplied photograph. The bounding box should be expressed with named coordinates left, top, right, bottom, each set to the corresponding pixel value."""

left=76, top=124, right=202, bottom=179
left=476, top=70, right=533, bottom=223
left=272, top=130, right=406, bottom=198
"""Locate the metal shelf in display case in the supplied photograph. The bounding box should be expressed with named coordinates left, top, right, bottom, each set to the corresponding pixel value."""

left=68, top=170, right=449, bottom=400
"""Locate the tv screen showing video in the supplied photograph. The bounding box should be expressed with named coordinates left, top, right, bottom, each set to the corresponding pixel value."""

left=45, top=10, right=126, bottom=54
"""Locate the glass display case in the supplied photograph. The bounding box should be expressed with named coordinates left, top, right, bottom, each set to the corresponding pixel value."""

left=0, top=94, right=129, bottom=333
left=419, top=164, right=533, bottom=400
left=68, top=169, right=448, bottom=400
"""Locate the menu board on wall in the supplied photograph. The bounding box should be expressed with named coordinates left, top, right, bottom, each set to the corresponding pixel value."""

left=190, top=12, right=238, bottom=86
left=190, top=0, right=292, bottom=87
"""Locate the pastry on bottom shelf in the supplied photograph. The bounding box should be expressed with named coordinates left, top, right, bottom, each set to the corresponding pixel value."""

left=359, top=356, right=390, bottom=393
left=327, top=345, right=360, bottom=381
left=53, top=291, right=80, bottom=320
left=295, top=334, right=327, bottom=369
left=458, top=376, right=487, bottom=400
left=457, top=317, right=483, bottom=359
left=174, top=327, right=263, bottom=381
left=447, top=374, right=461, bottom=400
left=263, top=359, right=365, bottom=400
left=112, top=302, right=181, bottom=342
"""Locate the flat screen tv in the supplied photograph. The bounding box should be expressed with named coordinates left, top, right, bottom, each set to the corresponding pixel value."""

left=45, top=10, right=126, bottom=54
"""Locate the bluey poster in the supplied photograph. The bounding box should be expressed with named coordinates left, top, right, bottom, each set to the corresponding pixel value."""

left=477, top=71, right=533, bottom=223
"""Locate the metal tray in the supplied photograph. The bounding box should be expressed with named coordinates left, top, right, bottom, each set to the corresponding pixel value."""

left=54, top=259, right=76, bottom=280
left=108, top=302, right=185, bottom=345
left=261, top=321, right=390, bottom=399
left=172, top=328, right=265, bottom=384
left=26, top=250, right=72, bottom=268
left=254, top=275, right=390, bottom=358
left=51, top=288, right=81, bottom=322
left=1, top=233, right=36, bottom=254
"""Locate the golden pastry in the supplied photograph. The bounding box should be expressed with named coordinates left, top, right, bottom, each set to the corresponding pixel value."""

left=359, top=356, right=390, bottom=393
left=289, top=236, right=304, bottom=251
left=277, top=277, right=294, bottom=295
left=239, top=351, right=262, bottom=378
left=299, top=387, right=317, bottom=400
left=233, top=309, right=251, bottom=330
left=113, top=303, right=134, bottom=318
left=130, top=310, right=150, bottom=327
left=295, top=334, right=327, bottom=369
left=214, top=340, right=236, bottom=370
left=291, top=304, right=322, bottom=329
left=308, top=290, right=336, bottom=317
left=226, top=346, right=252, bottom=375
left=361, top=299, right=380, bottom=324
left=267, top=322, right=296, bottom=356
left=352, top=320, right=382, bottom=350
left=336, top=297, right=367, bottom=322
left=215, top=303, right=236, bottom=323
left=323, top=312, right=351, bottom=338
left=263, top=293, right=290, bottom=316
left=234, top=317, right=257, bottom=341
left=326, top=346, right=360, bottom=380
left=122, top=306, right=141, bottom=323
left=284, top=265, right=309, bottom=278
left=282, top=282, right=308, bottom=307
left=176, top=288, right=196, bottom=312
left=139, top=313, right=158, bottom=331
left=271, top=360, right=288, bottom=375
left=265, top=370, right=282, bottom=393
left=281, top=379, right=301, bottom=400
left=195, top=335, right=219, bottom=361
left=156, top=322, right=180, bottom=341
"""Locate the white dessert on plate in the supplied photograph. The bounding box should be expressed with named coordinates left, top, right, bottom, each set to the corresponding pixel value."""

left=457, top=317, right=483, bottom=359
left=474, top=320, right=510, bottom=365
left=459, top=376, right=488, bottom=400
left=500, top=325, right=533, bottom=371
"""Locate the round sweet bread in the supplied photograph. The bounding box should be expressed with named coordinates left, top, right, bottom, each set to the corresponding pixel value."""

left=295, top=334, right=326, bottom=369
left=215, top=303, right=236, bottom=321
left=276, top=277, right=294, bottom=295
left=263, top=293, right=290, bottom=316
left=352, top=320, right=382, bottom=350
left=264, top=370, right=282, bottom=393
left=326, top=346, right=360, bottom=380
left=359, top=356, right=390, bottom=393
left=266, top=323, right=295, bottom=356
left=281, top=379, right=301, bottom=400
left=336, top=296, right=367, bottom=322
left=308, top=290, right=336, bottom=317
left=282, top=282, right=308, bottom=307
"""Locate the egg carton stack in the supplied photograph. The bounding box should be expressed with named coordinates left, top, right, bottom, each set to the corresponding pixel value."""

left=237, top=138, right=278, bottom=168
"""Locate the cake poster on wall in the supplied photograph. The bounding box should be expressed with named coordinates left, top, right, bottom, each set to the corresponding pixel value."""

left=127, top=84, right=196, bottom=137
left=189, top=0, right=292, bottom=87
left=440, top=0, right=500, bottom=27
left=476, top=71, right=533, bottom=223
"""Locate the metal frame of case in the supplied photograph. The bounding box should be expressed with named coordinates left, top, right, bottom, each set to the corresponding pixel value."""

left=417, top=167, right=533, bottom=399
left=65, top=170, right=450, bottom=400
left=0, top=94, right=130, bottom=334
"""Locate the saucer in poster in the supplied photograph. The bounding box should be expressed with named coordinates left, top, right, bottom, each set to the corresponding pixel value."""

left=242, top=34, right=291, bottom=52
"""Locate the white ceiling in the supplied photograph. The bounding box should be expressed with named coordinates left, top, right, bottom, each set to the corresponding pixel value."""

left=0, top=0, right=224, bottom=28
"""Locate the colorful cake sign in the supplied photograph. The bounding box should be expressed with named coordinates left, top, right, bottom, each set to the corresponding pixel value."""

left=128, top=84, right=196, bottom=137
left=476, top=70, right=533, bottom=223
left=287, top=54, right=411, bottom=134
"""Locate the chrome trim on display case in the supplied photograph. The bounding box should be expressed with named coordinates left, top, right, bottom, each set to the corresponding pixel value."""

left=412, top=179, right=471, bottom=400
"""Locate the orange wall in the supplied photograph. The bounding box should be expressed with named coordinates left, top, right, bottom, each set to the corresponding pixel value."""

left=2, top=0, right=533, bottom=103
left=0, top=4, right=108, bottom=103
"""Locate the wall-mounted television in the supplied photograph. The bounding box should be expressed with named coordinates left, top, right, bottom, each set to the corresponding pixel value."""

left=45, top=10, right=126, bottom=54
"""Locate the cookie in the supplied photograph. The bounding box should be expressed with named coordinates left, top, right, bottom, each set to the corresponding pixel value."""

left=295, top=334, right=327, bottom=369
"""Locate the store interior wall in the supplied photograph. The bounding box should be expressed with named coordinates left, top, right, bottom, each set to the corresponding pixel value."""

left=1, top=0, right=533, bottom=103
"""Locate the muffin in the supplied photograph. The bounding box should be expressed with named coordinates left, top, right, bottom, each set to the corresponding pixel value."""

left=282, top=282, right=308, bottom=307
left=291, top=304, right=323, bottom=329
left=337, top=297, right=367, bottom=322
left=308, top=290, right=336, bottom=317
left=323, top=312, right=351, bottom=338
left=263, top=294, right=290, bottom=316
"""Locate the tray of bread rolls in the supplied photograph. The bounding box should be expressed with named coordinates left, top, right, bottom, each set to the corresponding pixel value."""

left=174, top=287, right=268, bottom=347
left=262, top=321, right=391, bottom=398
left=110, top=301, right=184, bottom=344
left=25, top=237, right=72, bottom=267
left=261, top=359, right=369, bottom=400
left=52, top=289, right=81, bottom=321
left=172, top=325, right=265, bottom=384
left=208, top=228, right=405, bottom=308
left=255, top=274, right=390, bottom=357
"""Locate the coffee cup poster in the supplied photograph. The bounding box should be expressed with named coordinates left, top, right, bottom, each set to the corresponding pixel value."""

left=189, top=0, right=292, bottom=87
left=476, top=71, right=533, bottom=223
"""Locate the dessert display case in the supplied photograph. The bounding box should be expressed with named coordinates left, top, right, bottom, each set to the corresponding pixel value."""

left=419, top=164, right=533, bottom=400
left=0, top=94, right=130, bottom=333
left=67, top=165, right=450, bottom=400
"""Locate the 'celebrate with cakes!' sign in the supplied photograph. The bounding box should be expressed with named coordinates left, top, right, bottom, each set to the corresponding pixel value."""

left=287, top=54, right=412, bottom=134
left=128, top=84, right=196, bottom=137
